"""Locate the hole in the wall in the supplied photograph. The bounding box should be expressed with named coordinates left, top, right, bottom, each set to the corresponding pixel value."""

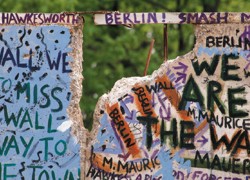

left=81, top=22, right=196, bottom=131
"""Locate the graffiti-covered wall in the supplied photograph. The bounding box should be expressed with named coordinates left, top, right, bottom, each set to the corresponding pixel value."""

left=85, top=23, right=250, bottom=179
left=0, top=13, right=84, bottom=179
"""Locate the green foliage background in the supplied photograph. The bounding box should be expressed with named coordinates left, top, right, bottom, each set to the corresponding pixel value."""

left=1, top=0, right=250, bottom=130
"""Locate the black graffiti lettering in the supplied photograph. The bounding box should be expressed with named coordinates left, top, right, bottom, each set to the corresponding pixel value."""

left=191, top=110, right=250, bottom=130
left=137, top=116, right=158, bottom=150
left=192, top=55, right=220, bottom=76
left=133, top=86, right=154, bottom=117
left=244, top=69, right=250, bottom=78
left=211, top=154, right=222, bottom=170
left=243, top=159, right=250, bottom=174
left=117, top=161, right=129, bottom=172
left=206, top=36, right=215, bottom=47
left=116, top=120, right=124, bottom=131
left=232, top=158, right=240, bottom=174
left=207, top=80, right=225, bottom=114
left=231, top=130, right=250, bottom=156
left=87, top=165, right=125, bottom=179
left=192, top=54, right=243, bottom=82
left=103, top=157, right=113, bottom=169
left=187, top=107, right=196, bottom=118
left=145, top=81, right=174, bottom=93
left=160, top=118, right=178, bottom=148
left=178, top=75, right=205, bottom=110
left=194, top=151, right=250, bottom=175
left=86, top=165, right=96, bottom=178
left=142, top=159, right=151, bottom=171
left=221, top=54, right=241, bottom=81
left=228, top=87, right=248, bottom=118
left=180, top=121, right=195, bottom=149
left=222, top=157, right=231, bottom=172
left=210, top=123, right=242, bottom=152
left=194, top=150, right=210, bottom=168
left=124, top=138, right=135, bottom=148
left=243, top=119, right=250, bottom=130
left=109, top=108, right=136, bottom=148
left=113, top=158, right=159, bottom=174
left=205, top=36, right=250, bottom=49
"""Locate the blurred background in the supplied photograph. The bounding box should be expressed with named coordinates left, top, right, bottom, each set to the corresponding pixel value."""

left=1, top=0, right=250, bottom=130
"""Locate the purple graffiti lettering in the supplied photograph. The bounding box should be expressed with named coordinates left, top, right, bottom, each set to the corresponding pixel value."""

left=119, top=99, right=137, bottom=122
left=124, top=94, right=134, bottom=104
left=192, top=171, right=203, bottom=179
left=173, top=62, right=188, bottom=84
left=105, top=13, right=113, bottom=24
left=241, top=13, right=250, bottom=23
left=157, top=91, right=171, bottom=121
left=134, top=13, right=140, bottom=24
left=151, top=93, right=157, bottom=107
left=245, top=53, right=250, bottom=70
left=240, top=26, right=250, bottom=41
left=147, top=13, right=158, bottom=23
left=175, top=72, right=187, bottom=84
left=123, top=13, right=133, bottom=24
left=114, top=13, right=122, bottom=25
left=240, top=26, right=250, bottom=70
left=197, top=135, right=208, bottom=146
left=173, top=62, right=188, bottom=72
left=118, top=152, right=130, bottom=161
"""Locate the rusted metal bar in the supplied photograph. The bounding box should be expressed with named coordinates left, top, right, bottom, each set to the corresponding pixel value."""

left=163, top=24, right=168, bottom=61
left=63, top=11, right=117, bottom=15
left=143, top=39, right=155, bottom=76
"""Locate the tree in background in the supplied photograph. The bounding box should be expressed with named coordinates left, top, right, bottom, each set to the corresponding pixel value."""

left=0, top=0, right=250, bottom=130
